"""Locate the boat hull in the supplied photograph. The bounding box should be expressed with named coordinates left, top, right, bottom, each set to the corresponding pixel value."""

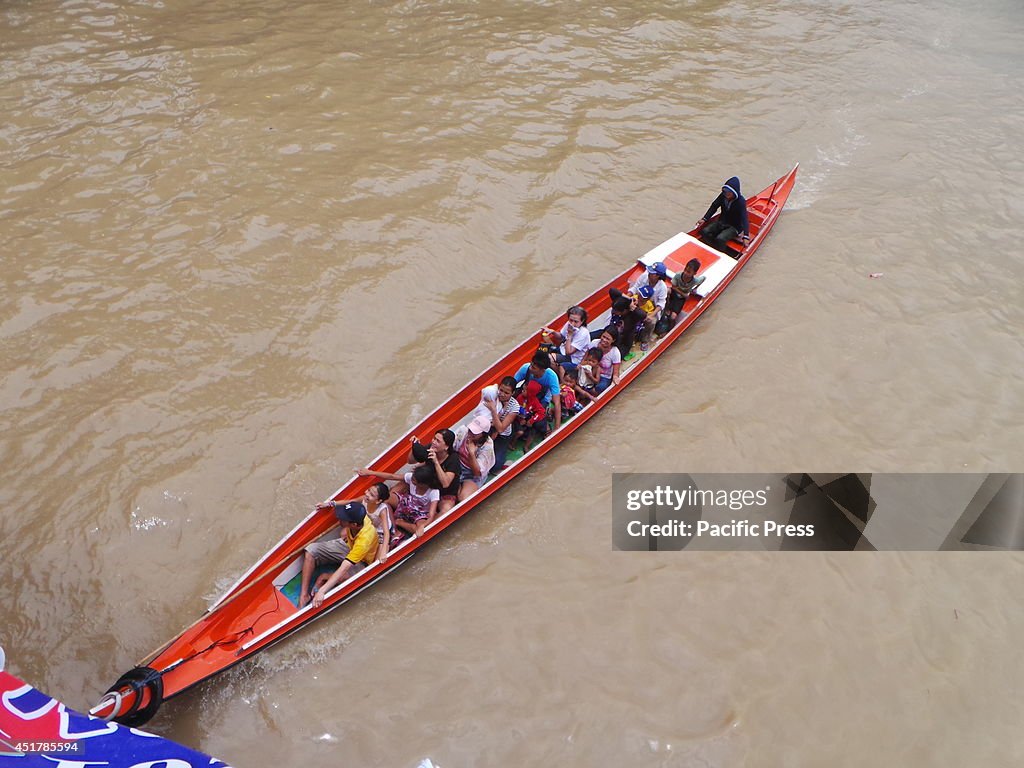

left=94, top=166, right=798, bottom=723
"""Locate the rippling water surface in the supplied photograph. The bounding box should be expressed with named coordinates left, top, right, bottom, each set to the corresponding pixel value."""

left=2, top=0, right=1023, bottom=765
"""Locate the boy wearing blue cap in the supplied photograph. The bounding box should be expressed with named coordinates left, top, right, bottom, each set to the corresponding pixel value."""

left=636, top=284, right=656, bottom=315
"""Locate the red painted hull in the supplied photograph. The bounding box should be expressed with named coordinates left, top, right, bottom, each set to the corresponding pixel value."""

left=94, top=166, right=798, bottom=724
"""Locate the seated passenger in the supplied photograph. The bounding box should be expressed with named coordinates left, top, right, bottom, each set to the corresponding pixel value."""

left=636, top=284, right=657, bottom=316
left=586, top=327, right=622, bottom=393
left=541, top=305, right=590, bottom=377
left=513, top=350, right=562, bottom=431
left=315, top=482, right=394, bottom=567
left=658, top=258, right=705, bottom=336
left=628, top=261, right=669, bottom=349
left=697, top=177, right=749, bottom=257
left=563, top=367, right=591, bottom=409
left=301, top=501, right=379, bottom=609
left=577, top=346, right=603, bottom=396
left=398, top=428, right=453, bottom=498
left=484, top=376, right=519, bottom=474
left=424, top=428, right=461, bottom=514
left=511, top=380, right=548, bottom=453
left=453, top=415, right=495, bottom=500
left=356, top=464, right=439, bottom=545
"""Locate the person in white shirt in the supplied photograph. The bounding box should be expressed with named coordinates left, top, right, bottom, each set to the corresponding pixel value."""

left=542, top=305, right=591, bottom=377
left=628, top=262, right=669, bottom=348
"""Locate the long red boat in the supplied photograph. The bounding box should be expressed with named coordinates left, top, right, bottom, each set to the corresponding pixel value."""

left=93, top=166, right=798, bottom=725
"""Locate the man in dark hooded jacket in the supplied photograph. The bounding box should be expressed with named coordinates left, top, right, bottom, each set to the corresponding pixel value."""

left=696, top=176, right=749, bottom=258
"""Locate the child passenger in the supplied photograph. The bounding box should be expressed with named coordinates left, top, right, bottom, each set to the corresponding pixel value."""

left=586, top=327, right=622, bottom=394
left=513, top=350, right=562, bottom=431
left=577, top=346, right=602, bottom=395
left=560, top=369, right=586, bottom=412
left=564, top=367, right=594, bottom=408
left=356, top=464, right=439, bottom=545
left=636, top=284, right=657, bottom=316
left=659, top=258, right=704, bottom=335
left=512, top=380, right=548, bottom=453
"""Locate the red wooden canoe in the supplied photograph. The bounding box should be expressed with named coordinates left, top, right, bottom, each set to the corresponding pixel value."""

left=93, top=166, right=798, bottom=725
